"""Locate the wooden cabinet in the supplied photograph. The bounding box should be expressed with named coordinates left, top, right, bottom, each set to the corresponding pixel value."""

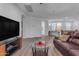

left=0, top=44, right=6, bottom=56
left=0, top=37, right=22, bottom=56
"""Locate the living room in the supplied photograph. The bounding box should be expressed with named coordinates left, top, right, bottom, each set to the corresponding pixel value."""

left=1, top=2, right=79, bottom=57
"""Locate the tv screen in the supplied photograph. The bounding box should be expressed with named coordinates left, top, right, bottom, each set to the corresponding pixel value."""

left=0, top=16, right=19, bottom=41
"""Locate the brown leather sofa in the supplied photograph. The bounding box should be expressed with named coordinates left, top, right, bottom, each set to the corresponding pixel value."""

left=53, top=31, right=79, bottom=56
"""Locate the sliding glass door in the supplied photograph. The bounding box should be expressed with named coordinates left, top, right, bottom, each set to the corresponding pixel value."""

left=49, top=21, right=73, bottom=31
left=51, top=23, right=57, bottom=31
left=65, top=22, right=72, bottom=31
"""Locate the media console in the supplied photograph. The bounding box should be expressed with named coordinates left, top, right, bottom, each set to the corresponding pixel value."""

left=0, top=37, right=22, bottom=56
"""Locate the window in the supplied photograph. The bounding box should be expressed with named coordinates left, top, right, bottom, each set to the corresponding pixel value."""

left=48, top=20, right=73, bottom=31
left=51, top=23, right=56, bottom=31
left=65, top=22, right=72, bottom=30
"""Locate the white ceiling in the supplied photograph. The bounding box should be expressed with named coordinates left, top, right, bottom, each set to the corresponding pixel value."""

left=15, top=3, right=79, bottom=19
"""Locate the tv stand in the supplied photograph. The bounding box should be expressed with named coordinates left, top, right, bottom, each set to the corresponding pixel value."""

left=0, top=37, right=22, bottom=56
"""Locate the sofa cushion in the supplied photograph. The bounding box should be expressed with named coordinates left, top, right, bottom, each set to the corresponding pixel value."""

left=68, top=38, right=73, bottom=42
left=73, top=32, right=79, bottom=38
left=71, top=39, right=79, bottom=45
left=69, top=50, right=79, bottom=56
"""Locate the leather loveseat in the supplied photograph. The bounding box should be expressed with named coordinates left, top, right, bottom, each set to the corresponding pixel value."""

left=53, top=31, right=79, bottom=56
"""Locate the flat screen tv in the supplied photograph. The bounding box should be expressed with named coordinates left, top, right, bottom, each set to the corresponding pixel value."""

left=0, top=16, right=19, bottom=41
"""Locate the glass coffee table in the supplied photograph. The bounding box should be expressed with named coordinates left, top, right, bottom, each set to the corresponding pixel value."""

left=32, top=40, right=49, bottom=56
